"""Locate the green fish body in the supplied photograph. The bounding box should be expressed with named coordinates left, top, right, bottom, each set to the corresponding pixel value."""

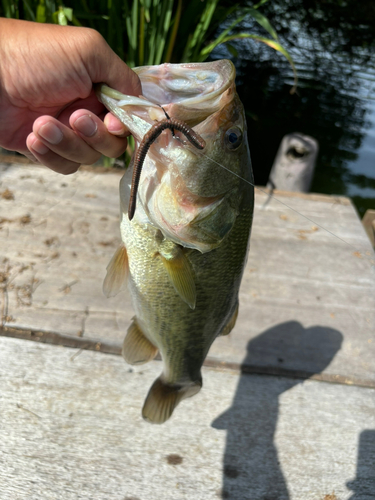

left=97, top=60, right=254, bottom=423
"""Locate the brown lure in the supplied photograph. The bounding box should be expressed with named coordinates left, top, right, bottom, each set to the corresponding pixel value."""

left=128, top=118, right=206, bottom=220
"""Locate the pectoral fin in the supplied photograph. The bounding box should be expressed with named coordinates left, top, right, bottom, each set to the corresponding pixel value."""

left=122, top=318, right=158, bottom=365
left=103, top=244, right=129, bottom=298
left=142, top=376, right=202, bottom=424
left=220, top=303, right=239, bottom=336
left=159, top=248, right=196, bottom=310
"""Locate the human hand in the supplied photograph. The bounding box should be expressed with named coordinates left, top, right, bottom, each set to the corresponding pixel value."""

left=0, top=18, right=141, bottom=174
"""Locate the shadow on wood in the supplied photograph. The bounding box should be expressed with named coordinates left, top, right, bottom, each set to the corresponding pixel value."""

left=212, top=320, right=342, bottom=500
left=346, top=430, right=375, bottom=499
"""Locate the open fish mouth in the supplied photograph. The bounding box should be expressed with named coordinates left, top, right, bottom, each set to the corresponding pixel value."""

left=133, top=60, right=236, bottom=126
left=97, top=59, right=236, bottom=138
left=135, top=60, right=234, bottom=106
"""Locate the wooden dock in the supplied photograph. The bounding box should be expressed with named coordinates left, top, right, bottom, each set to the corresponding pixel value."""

left=1, top=161, right=374, bottom=500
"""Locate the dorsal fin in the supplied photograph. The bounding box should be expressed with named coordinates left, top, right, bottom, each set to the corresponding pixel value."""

left=102, top=244, right=129, bottom=298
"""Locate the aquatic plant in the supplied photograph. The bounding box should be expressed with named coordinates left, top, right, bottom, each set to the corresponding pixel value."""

left=0, top=0, right=295, bottom=86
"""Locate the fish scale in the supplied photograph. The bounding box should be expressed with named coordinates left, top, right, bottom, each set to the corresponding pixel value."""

left=97, top=60, right=254, bottom=424
left=124, top=199, right=252, bottom=383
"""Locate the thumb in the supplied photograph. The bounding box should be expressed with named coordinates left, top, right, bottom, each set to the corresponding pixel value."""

left=82, top=30, right=142, bottom=97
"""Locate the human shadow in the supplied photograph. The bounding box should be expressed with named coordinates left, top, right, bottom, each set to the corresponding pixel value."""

left=212, top=320, right=343, bottom=500
left=347, top=430, right=375, bottom=499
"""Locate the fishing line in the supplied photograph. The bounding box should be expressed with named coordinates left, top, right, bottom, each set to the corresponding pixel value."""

left=201, top=152, right=359, bottom=249
left=173, top=135, right=374, bottom=265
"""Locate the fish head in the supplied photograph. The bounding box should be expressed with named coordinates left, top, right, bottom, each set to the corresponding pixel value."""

left=96, top=60, right=253, bottom=252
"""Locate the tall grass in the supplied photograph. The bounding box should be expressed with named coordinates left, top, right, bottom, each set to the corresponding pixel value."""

left=0, top=0, right=296, bottom=88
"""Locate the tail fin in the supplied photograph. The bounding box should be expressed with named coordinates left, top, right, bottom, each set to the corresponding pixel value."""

left=142, top=376, right=202, bottom=424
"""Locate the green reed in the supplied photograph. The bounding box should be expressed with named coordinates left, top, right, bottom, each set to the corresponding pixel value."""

left=0, top=0, right=296, bottom=88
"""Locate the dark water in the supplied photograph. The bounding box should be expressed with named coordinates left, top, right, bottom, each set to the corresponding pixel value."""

left=214, top=0, right=375, bottom=217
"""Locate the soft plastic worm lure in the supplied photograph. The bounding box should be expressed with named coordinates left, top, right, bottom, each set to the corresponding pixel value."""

left=128, top=117, right=206, bottom=220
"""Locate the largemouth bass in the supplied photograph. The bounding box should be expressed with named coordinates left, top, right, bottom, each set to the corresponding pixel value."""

left=96, top=60, right=254, bottom=424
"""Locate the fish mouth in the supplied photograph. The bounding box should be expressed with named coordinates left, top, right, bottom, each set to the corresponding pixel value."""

left=133, top=60, right=236, bottom=126
left=134, top=60, right=235, bottom=106
left=96, top=59, right=236, bottom=138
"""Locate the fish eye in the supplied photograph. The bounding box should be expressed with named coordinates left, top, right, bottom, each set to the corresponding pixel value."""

left=225, top=127, right=243, bottom=150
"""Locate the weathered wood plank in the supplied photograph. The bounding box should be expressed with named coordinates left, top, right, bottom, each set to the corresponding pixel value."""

left=1, top=163, right=374, bottom=384
left=362, top=209, right=375, bottom=247
left=0, top=337, right=374, bottom=500
left=0, top=164, right=131, bottom=342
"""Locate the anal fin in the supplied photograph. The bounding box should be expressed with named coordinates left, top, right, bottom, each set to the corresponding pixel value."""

left=122, top=319, right=158, bottom=365
left=159, top=247, right=196, bottom=310
left=103, top=244, right=129, bottom=298
left=220, top=303, right=239, bottom=336
left=142, top=376, right=202, bottom=424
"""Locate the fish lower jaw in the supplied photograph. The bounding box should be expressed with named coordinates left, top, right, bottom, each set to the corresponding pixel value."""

left=156, top=226, right=221, bottom=253
left=145, top=188, right=236, bottom=252
left=146, top=206, right=228, bottom=252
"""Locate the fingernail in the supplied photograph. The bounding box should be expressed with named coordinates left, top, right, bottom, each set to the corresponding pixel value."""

left=105, top=114, right=127, bottom=135
left=108, top=123, right=125, bottom=134
left=25, top=150, right=41, bottom=162
left=73, top=115, right=97, bottom=137
left=31, top=139, right=49, bottom=155
left=39, top=122, right=63, bottom=145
